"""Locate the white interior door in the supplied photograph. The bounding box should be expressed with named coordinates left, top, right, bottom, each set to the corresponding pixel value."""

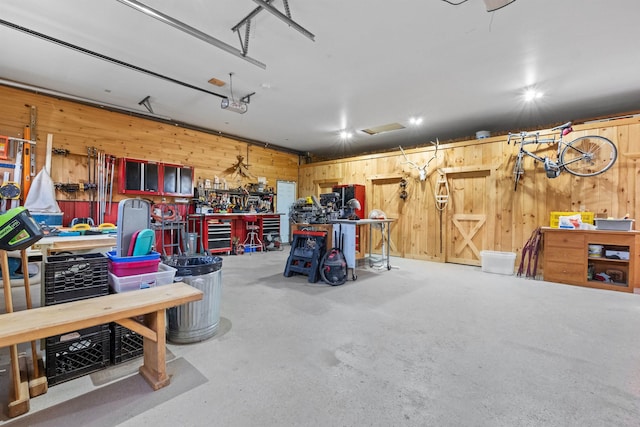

left=276, top=180, right=296, bottom=243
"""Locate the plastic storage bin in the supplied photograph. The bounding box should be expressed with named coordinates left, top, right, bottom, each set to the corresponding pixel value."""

left=480, top=251, right=516, bottom=275
left=108, top=258, right=160, bottom=277
left=549, top=211, right=594, bottom=228
left=594, top=219, right=634, bottom=231
left=108, top=263, right=177, bottom=293
left=31, top=212, right=64, bottom=226
left=106, top=250, right=161, bottom=262
left=107, top=250, right=161, bottom=276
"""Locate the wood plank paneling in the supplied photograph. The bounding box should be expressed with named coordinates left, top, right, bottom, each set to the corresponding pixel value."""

left=0, top=86, right=299, bottom=209
left=300, top=116, right=640, bottom=264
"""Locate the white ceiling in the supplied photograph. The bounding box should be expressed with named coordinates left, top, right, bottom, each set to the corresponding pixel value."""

left=1, top=1, right=639, bottom=158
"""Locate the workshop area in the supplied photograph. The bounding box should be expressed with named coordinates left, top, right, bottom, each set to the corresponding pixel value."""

left=1, top=0, right=640, bottom=425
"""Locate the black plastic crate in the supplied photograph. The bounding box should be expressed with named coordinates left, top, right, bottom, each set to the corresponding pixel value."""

left=110, top=322, right=144, bottom=365
left=46, top=324, right=111, bottom=386
left=44, top=253, right=109, bottom=305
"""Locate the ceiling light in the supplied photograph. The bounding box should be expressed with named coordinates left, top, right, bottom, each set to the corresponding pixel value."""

left=409, top=117, right=423, bottom=126
left=339, top=131, right=353, bottom=140
left=483, top=0, right=516, bottom=12
left=523, top=88, right=543, bottom=102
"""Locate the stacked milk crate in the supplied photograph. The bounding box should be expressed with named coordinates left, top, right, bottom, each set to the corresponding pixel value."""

left=106, top=250, right=176, bottom=364
left=44, top=253, right=111, bottom=385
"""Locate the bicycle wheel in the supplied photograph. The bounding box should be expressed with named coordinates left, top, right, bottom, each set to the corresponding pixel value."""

left=560, top=135, right=617, bottom=177
left=513, top=153, right=524, bottom=191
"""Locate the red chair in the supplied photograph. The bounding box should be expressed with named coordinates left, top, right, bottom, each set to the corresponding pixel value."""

left=242, top=215, right=263, bottom=253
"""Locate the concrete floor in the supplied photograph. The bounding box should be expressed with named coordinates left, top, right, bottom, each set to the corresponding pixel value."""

left=2, top=249, right=640, bottom=426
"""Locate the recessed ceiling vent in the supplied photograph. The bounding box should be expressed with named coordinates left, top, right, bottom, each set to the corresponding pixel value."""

left=361, top=123, right=405, bottom=135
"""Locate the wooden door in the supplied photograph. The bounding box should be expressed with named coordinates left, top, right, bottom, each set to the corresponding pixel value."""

left=370, top=177, right=403, bottom=257
left=446, top=170, right=491, bottom=266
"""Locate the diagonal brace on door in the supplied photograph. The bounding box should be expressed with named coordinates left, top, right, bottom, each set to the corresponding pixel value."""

left=452, top=214, right=486, bottom=259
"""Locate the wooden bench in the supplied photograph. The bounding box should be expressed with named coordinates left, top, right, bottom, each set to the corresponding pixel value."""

left=0, top=282, right=203, bottom=417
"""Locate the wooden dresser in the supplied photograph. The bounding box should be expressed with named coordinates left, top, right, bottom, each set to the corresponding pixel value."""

left=541, top=228, right=640, bottom=293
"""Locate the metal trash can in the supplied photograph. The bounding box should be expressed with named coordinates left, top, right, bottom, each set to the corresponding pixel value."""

left=165, top=255, right=223, bottom=344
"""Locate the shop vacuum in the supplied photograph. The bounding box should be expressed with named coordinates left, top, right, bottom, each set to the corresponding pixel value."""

left=320, top=229, right=347, bottom=286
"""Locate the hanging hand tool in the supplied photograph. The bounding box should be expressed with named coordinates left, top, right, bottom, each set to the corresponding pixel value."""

left=108, top=155, right=115, bottom=215
left=1, top=171, right=9, bottom=211
left=87, top=147, right=98, bottom=223
left=21, top=126, right=32, bottom=202
left=97, top=150, right=103, bottom=225
left=87, top=147, right=92, bottom=220
left=10, top=140, right=23, bottom=209
left=94, top=148, right=98, bottom=223
left=22, top=107, right=37, bottom=202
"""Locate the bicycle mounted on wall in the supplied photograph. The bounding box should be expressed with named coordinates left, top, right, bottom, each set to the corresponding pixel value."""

left=507, top=122, right=618, bottom=191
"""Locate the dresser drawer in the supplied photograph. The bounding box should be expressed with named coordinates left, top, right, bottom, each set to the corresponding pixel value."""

left=544, top=232, right=584, bottom=249
left=544, top=260, right=585, bottom=285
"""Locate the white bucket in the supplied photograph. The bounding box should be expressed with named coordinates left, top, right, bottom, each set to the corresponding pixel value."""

left=588, top=244, right=603, bottom=257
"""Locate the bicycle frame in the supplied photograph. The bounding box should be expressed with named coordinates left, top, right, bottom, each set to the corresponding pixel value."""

left=508, top=121, right=618, bottom=191
left=508, top=128, right=569, bottom=169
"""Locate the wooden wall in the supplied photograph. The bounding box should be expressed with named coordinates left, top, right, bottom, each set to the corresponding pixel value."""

left=299, top=116, right=640, bottom=265
left=2, top=84, right=638, bottom=266
left=0, top=85, right=299, bottom=223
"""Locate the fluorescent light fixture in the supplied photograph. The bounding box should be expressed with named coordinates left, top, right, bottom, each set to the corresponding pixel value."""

left=409, top=117, right=423, bottom=126
left=483, top=0, right=516, bottom=12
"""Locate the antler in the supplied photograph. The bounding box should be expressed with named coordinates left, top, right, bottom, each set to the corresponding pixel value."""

left=399, top=146, right=421, bottom=169
left=427, top=138, right=440, bottom=167
left=399, top=139, right=440, bottom=181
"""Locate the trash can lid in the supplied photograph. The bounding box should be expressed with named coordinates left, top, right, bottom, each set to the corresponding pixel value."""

left=164, top=255, right=222, bottom=276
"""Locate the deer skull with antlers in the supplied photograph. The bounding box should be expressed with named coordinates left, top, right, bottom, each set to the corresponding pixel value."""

left=399, top=139, right=439, bottom=181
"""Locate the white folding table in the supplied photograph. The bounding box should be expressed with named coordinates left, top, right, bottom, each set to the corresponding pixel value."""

left=331, top=218, right=396, bottom=278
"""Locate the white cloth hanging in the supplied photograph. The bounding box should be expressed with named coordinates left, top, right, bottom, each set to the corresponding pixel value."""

left=23, top=168, right=61, bottom=213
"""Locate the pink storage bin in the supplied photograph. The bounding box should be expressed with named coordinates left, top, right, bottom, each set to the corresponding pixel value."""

left=108, top=258, right=160, bottom=277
